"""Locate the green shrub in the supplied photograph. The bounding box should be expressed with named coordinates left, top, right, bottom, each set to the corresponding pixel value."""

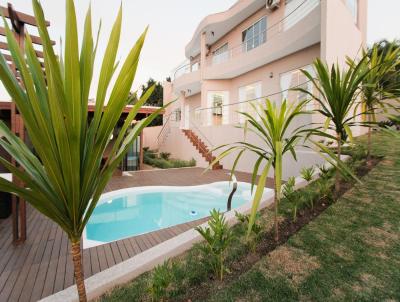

left=301, top=166, right=315, bottom=182
left=300, top=189, right=318, bottom=209
left=235, top=211, right=262, bottom=251
left=342, top=144, right=367, bottom=161
left=316, top=179, right=333, bottom=203
left=282, top=176, right=301, bottom=221
left=144, top=152, right=196, bottom=169
left=148, top=260, right=174, bottom=301
left=159, top=152, right=171, bottom=160
left=195, top=209, right=233, bottom=281
left=317, top=164, right=332, bottom=179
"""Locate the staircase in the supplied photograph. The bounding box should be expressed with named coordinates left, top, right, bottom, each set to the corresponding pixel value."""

left=182, top=129, right=223, bottom=170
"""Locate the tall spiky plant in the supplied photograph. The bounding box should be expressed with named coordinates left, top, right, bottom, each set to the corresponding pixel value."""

left=350, top=45, right=400, bottom=162
left=0, top=1, right=165, bottom=301
left=295, top=58, right=368, bottom=195
left=211, top=99, right=310, bottom=241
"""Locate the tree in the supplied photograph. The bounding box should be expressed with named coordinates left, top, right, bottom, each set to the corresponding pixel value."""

left=211, top=99, right=310, bottom=241
left=373, top=39, right=400, bottom=98
left=296, top=58, right=368, bottom=195
left=128, top=78, right=163, bottom=125
left=350, top=44, right=400, bottom=163
left=0, top=1, right=164, bottom=301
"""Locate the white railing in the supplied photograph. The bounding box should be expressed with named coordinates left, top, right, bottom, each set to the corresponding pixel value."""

left=207, top=0, right=320, bottom=67
left=172, top=60, right=200, bottom=80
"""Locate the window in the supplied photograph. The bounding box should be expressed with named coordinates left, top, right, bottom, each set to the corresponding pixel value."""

left=207, top=92, right=229, bottom=126
left=242, top=17, right=267, bottom=52
left=212, top=94, right=223, bottom=116
left=346, top=0, right=358, bottom=23
left=280, top=65, right=316, bottom=110
left=238, top=82, right=262, bottom=123
left=212, top=43, right=229, bottom=65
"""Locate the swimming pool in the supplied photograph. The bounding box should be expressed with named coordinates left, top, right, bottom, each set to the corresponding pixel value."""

left=84, top=181, right=271, bottom=247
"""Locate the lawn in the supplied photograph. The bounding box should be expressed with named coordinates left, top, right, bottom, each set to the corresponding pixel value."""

left=101, top=132, right=400, bottom=301
left=207, top=133, right=400, bottom=301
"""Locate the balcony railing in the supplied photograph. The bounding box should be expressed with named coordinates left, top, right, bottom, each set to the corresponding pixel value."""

left=172, top=60, right=200, bottom=80
left=207, top=0, right=320, bottom=67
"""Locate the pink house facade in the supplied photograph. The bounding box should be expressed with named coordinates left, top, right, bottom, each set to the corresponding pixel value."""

left=156, top=0, right=368, bottom=179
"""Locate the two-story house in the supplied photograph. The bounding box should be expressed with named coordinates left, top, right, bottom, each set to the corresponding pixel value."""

left=159, top=0, right=368, bottom=179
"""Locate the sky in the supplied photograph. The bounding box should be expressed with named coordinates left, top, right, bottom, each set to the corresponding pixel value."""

left=0, top=0, right=399, bottom=100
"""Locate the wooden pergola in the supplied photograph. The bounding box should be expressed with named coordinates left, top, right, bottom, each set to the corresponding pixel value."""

left=0, top=3, right=55, bottom=245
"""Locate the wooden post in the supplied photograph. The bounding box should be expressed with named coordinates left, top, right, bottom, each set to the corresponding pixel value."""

left=9, top=3, right=26, bottom=245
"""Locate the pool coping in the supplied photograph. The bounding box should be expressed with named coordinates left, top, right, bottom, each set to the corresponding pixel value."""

left=38, top=176, right=314, bottom=302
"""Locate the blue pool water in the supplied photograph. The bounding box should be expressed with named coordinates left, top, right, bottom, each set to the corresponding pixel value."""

left=85, top=182, right=265, bottom=245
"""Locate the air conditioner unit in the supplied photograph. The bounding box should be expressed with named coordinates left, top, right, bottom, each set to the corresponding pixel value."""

left=266, top=0, right=280, bottom=11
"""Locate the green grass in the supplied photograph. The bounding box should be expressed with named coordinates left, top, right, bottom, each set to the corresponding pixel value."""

left=101, top=132, right=400, bottom=302
left=207, top=133, right=400, bottom=301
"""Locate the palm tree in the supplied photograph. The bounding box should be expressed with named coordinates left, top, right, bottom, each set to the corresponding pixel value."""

left=374, top=39, right=400, bottom=98
left=350, top=44, right=400, bottom=163
left=296, top=58, right=368, bottom=195
left=211, top=99, right=310, bottom=242
left=0, top=1, right=164, bottom=301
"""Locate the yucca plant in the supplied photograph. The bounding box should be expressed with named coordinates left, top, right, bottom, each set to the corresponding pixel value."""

left=349, top=44, right=400, bottom=162
left=300, top=166, right=315, bottom=182
left=195, top=209, right=233, bottom=281
left=0, top=1, right=165, bottom=301
left=282, top=176, right=299, bottom=221
left=211, top=99, right=310, bottom=241
left=296, top=58, right=368, bottom=195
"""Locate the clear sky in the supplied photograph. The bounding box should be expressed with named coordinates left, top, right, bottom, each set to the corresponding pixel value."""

left=0, top=0, right=399, bottom=100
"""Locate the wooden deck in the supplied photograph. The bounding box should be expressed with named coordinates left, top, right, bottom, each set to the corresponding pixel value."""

left=0, top=168, right=273, bottom=301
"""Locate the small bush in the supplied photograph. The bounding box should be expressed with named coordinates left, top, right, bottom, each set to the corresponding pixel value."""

left=148, top=260, right=175, bottom=301
left=235, top=211, right=262, bottom=251
left=195, top=209, right=233, bottom=281
left=301, top=166, right=315, bottom=182
left=317, top=164, right=332, bottom=179
left=317, top=179, right=333, bottom=203
left=144, top=151, right=196, bottom=169
left=282, top=176, right=300, bottom=221
left=159, top=152, right=171, bottom=160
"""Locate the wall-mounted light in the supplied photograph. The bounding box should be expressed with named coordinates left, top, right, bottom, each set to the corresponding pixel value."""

left=269, top=72, right=274, bottom=78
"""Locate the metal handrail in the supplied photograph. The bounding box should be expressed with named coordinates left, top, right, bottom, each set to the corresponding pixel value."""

left=157, top=114, right=173, bottom=148
left=189, top=118, right=214, bottom=149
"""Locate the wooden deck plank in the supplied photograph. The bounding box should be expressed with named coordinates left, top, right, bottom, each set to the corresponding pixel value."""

left=7, top=216, right=51, bottom=301
left=116, top=240, right=129, bottom=262
left=30, top=225, right=58, bottom=302
left=17, top=218, right=52, bottom=302
left=103, top=245, right=116, bottom=268
left=53, top=229, right=69, bottom=293
left=89, top=247, right=101, bottom=275
left=41, top=226, right=64, bottom=298
left=109, top=242, right=123, bottom=264
left=96, top=245, right=108, bottom=272
left=82, top=248, right=92, bottom=279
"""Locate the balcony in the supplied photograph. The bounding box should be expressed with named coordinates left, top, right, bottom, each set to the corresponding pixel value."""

left=172, top=61, right=201, bottom=96
left=204, top=0, right=321, bottom=80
